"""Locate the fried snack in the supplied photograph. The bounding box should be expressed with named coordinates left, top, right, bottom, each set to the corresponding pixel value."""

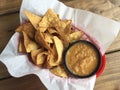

left=53, top=20, right=72, bottom=47
left=64, top=20, right=72, bottom=35
left=50, top=65, right=68, bottom=78
left=22, top=31, right=39, bottom=53
left=24, top=10, right=42, bottom=30
left=16, top=25, right=23, bottom=32
left=16, top=9, right=83, bottom=78
left=18, top=37, right=26, bottom=53
left=53, top=36, right=64, bottom=64
left=44, top=33, right=53, bottom=44
left=69, top=31, right=83, bottom=43
left=36, top=51, right=48, bottom=66
left=44, top=52, right=56, bottom=68
left=35, top=30, right=52, bottom=51
left=16, top=22, right=35, bottom=39
left=38, top=9, right=59, bottom=32
left=47, top=28, right=58, bottom=34
left=44, top=36, right=64, bottom=68
left=31, top=49, right=43, bottom=63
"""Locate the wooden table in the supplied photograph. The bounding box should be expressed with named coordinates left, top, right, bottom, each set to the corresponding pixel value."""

left=0, top=0, right=120, bottom=90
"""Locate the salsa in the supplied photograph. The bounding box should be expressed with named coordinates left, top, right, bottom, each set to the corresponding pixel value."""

left=66, top=42, right=99, bottom=76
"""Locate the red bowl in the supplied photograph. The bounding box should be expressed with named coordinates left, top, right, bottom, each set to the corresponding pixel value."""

left=72, top=25, right=106, bottom=78
left=96, top=54, right=106, bottom=77
left=64, top=40, right=103, bottom=78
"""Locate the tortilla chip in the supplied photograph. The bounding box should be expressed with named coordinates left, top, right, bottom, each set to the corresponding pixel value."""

left=36, top=51, right=48, bottom=66
left=16, top=25, right=23, bottom=32
left=44, top=32, right=53, bottom=44
left=47, top=28, right=57, bottom=34
left=35, top=30, right=52, bottom=51
left=38, top=9, right=59, bottom=32
left=44, top=52, right=55, bottom=68
left=53, top=36, right=64, bottom=64
left=64, top=20, right=72, bottom=35
left=69, top=31, right=83, bottom=43
left=53, top=20, right=71, bottom=46
left=23, top=23, right=35, bottom=39
left=43, top=45, right=58, bottom=68
left=24, top=10, right=42, bottom=30
left=16, top=23, right=35, bottom=39
left=31, top=49, right=43, bottom=63
left=22, top=31, right=39, bottom=53
left=18, top=37, right=26, bottom=53
left=50, top=65, right=68, bottom=78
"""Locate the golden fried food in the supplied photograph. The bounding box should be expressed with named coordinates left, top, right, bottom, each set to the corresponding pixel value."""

left=18, top=37, right=26, bottom=53
left=69, top=31, right=83, bottom=43
left=50, top=65, right=68, bottom=78
left=22, top=31, right=39, bottom=53
left=24, top=10, right=42, bottom=30
left=31, top=49, right=43, bottom=64
left=16, top=9, right=83, bottom=78
left=16, top=23, right=35, bottom=39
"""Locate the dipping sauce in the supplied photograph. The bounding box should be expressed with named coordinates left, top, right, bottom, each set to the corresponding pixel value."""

left=65, top=41, right=100, bottom=77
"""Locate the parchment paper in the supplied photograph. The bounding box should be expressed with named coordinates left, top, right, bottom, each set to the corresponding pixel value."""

left=0, top=0, right=120, bottom=90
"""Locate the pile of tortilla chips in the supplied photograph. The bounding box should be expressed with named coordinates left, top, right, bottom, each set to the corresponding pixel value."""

left=16, top=9, right=83, bottom=78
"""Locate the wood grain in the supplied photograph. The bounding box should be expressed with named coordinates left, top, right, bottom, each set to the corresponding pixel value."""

left=0, top=74, right=47, bottom=90
left=0, top=13, right=20, bottom=53
left=0, top=0, right=22, bottom=15
left=0, top=62, right=10, bottom=79
left=94, top=51, right=120, bottom=90
left=65, top=0, right=120, bottom=22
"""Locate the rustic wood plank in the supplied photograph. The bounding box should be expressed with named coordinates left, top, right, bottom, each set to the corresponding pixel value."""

left=0, top=0, right=70, bottom=15
left=65, top=0, right=120, bottom=22
left=94, top=51, right=120, bottom=90
left=0, top=13, right=20, bottom=79
left=0, top=74, right=47, bottom=90
left=0, top=0, right=22, bottom=15
left=0, top=62, right=10, bottom=79
left=0, top=13, right=20, bottom=53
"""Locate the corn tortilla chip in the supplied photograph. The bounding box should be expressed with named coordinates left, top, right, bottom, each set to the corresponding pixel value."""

left=18, top=37, right=26, bottom=53
left=22, top=31, right=39, bottom=53
left=53, top=36, right=64, bottom=64
left=44, top=33, right=53, bottom=44
left=50, top=65, right=68, bottom=78
left=31, top=49, right=43, bottom=63
left=38, top=9, right=59, bottom=32
left=24, top=10, right=42, bottom=30
left=36, top=51, right=48, bottom=66
left=16, top=23, right=35, bottom=39
left=69, top=31, right=83, bottom=43
left=35, top=30, right=52, bottom=51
